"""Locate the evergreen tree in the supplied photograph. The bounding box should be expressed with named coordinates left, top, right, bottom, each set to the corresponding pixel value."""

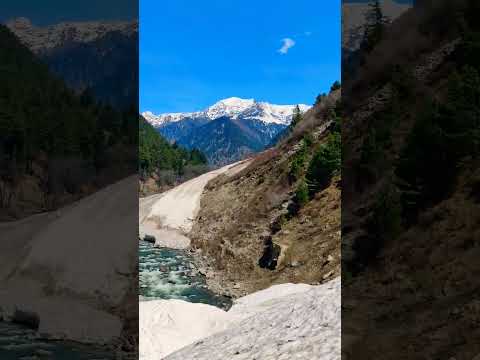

left=330, top=81, right=341, bottom=92
left=138, top=116, right=207, bottom=179
left=361, top=0, right=389, bottom=53
left=291, top=105, right=303, bottom=128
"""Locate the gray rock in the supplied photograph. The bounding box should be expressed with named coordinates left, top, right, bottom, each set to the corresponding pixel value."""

left=143, top=234, right=156, bottom=243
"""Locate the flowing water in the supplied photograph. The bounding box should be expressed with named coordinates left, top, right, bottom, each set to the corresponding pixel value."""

left=0, top=240, right=230, bottom=357
left=139, top=240, right=231, bottom=309
left=0, top=322, right=114, bottom=359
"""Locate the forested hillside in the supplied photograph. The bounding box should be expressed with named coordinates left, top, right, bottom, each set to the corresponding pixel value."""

left=342, top=1, right=480, bottom=359
left=139, top=116, right=208, bottom=195
left=0, top=24, right=137, bottom=219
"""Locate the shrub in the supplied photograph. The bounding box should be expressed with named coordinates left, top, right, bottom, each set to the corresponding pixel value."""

left=396, top=65, right=480, bottom=220
left=330, top=80, right=341, bottom=92
left=294, top=181, right=309, bottom=208
left=288, top=140, right=308, bottom=183
left=353, top=183, right=402, bottom=271
left=306, top=132, right=341, bottom=195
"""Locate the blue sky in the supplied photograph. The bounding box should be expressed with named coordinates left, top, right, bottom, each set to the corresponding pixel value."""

left=0, top=0, right=137, bottom=25
left=140, top=0, right=341, bottom=113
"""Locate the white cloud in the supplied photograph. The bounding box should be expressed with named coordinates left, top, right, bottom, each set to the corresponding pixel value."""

left=278, top=38, right=296, bottom=54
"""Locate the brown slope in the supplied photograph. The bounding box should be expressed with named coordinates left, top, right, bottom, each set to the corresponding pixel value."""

left=188, top=91, right=341, bottom=298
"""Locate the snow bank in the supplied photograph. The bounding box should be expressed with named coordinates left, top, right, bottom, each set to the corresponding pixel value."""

left=139, top=300, right=231, bottom=359
left=227, top=282, right=314, bottom=321
left=0, top=176, right=137, bottom=344
left=140, top=277, right=340, bottom=360
left=139, top=160, right=251, bottom=249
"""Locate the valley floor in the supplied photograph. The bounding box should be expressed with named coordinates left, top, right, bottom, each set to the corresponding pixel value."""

left=139, top=157, right=341, bottom=359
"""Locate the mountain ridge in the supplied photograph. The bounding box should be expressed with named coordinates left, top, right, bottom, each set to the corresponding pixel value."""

left=143, top=98, right=311, bottom=165
left=6, top=17, right=138, bottom=54
left=6, top=17, right=138, bottom=109
left=142, top=97, right=311, bottom=127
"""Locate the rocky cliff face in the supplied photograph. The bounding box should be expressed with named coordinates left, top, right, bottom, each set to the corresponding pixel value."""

left=188, top=92, right=341, bottom=298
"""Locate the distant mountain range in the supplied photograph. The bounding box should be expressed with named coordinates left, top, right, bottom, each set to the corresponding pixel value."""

left=6, top=17, right=138, bottom=109
left=143, top=98, right=310, bottom=165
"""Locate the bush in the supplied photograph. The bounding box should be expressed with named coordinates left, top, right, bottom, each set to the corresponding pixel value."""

left=353, top=183, right=402, bottom=271
left=396, top=65, right=480, bottom=220
left=294, top=181, right=309, bottom=208
left=288, top=139, right=308, bottom=183
left=330, top=81, right=341, bottom=92
left=306, top=132, right=341, bottom=195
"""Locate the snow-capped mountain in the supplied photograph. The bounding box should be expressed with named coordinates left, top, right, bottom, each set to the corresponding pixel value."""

left=142, top=97, right=310, bottom=127
left=6, top=17, right=137, bottom=54
left=6, top=18, right=138, bottom=109
left=142, top=98, right=311, bottom=165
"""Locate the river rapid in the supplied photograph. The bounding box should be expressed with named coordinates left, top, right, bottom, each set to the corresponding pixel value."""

left=0, top=240, right=230, bottom=358
left=139, top=241, right=231, bottom=309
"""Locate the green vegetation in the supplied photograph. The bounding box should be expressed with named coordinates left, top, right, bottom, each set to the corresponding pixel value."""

left=290, top=105, right=304, bottom=128
left=139, top=116, right=208, bottom=183
left=0, top=25, right=136, bottom=194
left=353, top=183, right=401, bottom=269
left=306, top=132, right=341, bottom=196
left=361, top=0, right=389, bottom=53
left=315, top=93, right=327, bottom=106
left=396, top=64, right=480, bottom=220
left=294, top=180, right=309, bottom=207
left=330, top=81, right=341, bottom=92
left=287, top=104, right=341, bottom=215
left=288, top=138, right=309, bottom=183
left=356, top=73, right=410, bottom=186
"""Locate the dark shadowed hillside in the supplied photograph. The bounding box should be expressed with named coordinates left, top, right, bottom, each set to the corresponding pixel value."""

left=0, top=24, right=137, bottom=220
left=342, top=1, right=480, bottom=359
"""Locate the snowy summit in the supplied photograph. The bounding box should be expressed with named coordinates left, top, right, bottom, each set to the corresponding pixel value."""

left=142, top=97, right=311, bottom=127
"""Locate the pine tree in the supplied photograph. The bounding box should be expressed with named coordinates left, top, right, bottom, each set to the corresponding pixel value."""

left=361, top=0, right=389, bottom=53
left=291, top=105, right=303, bottom=128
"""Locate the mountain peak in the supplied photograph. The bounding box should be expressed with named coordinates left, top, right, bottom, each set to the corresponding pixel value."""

left=208, top=97, right=256, bottom=119
left=143, top=98, right=311, bottom=127
left=216, top=97, right=255, bottom=107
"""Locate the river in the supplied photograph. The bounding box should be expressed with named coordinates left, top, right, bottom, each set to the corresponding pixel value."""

left=0, top=240, right=229, bottom=358
left=139, top=241, right=231, bottom=309
left=0, top=322, right=113, bottom=359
